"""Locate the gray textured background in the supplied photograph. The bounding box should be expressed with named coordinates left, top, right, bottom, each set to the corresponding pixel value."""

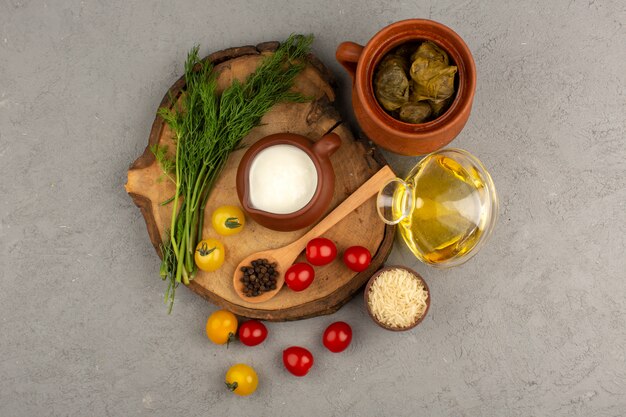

left=1, top=0, right=625, bottom=416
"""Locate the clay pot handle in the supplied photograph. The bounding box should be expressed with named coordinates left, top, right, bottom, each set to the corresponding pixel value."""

left=336, top=42, right=364, bottom=79
left=312, top=133, right=341, bottom=159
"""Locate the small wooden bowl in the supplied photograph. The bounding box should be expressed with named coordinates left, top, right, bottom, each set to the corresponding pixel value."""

left=363, top=265, right=431, bottom=331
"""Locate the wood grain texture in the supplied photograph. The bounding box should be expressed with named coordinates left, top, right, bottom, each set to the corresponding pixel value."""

left=232, top=166, right=396, bottom=304
left=125, top=42, right=396, bottom=321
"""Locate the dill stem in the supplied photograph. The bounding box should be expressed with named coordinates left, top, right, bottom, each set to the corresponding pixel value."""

left=190, top=164, right=208, bottom=212
left=185, top=164, right=209, bottom=273
left=181, top=267, right=189, bottom=286
left=169, top=134, right=183, bottom=262
left=196, top=185, right=211, bottom=251
left=187, top=210, right=199, bottom=272
left=175, top=240, right=185, bottom=284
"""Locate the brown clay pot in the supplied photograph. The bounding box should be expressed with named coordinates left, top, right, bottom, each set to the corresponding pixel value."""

left=336, top=19, right=476, bottom=156
left=236, top=132, right=341, bottom=232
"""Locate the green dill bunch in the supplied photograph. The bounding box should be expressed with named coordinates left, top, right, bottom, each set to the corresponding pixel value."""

left=153, top=34, right=314, bottom=313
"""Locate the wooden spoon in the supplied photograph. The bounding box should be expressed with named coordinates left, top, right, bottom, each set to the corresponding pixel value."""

left=233, top=165, right=396, bottom=303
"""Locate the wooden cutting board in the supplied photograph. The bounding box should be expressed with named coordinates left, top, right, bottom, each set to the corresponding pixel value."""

left=125, top=42, right=395, bottom=321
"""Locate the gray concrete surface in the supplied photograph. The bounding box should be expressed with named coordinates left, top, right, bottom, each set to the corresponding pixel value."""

left=1, top=0, right=625, bottom=416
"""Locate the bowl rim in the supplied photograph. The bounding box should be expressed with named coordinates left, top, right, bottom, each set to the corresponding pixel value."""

left=237, top=133, right=325, bottom=220
left=370, top=37, right=460, bottom=128
left=356, top=18, right=476, bottom=137
left=363, top=265, right=431, bottom=331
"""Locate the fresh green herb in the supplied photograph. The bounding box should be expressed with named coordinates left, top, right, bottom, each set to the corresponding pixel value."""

left=150, top=144, right=175, bottom=184
left=155, top=34, right=314, bottom=312
left=224, top=217, right=242, bottom=229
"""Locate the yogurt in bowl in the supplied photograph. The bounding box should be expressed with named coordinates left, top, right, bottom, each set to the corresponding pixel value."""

left=248, top=144, right=318, bottom=215
left=236, top=132, right=341, bottom=232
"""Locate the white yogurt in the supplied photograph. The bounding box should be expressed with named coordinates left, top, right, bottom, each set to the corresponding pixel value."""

left=248, top=145, right=318, bottom=214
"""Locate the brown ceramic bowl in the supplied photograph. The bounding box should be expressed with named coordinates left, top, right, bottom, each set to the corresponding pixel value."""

left=236, top=132, right=341, bottom=232
left=364, top=265, right=431, bottom=331
left=336, top=19, right=476, bottom=156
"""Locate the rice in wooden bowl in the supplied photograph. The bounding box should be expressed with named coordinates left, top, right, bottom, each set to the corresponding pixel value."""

left=364, top=266, right=430, bottom=331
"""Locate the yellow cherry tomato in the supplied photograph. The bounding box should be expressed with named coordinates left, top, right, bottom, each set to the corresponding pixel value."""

left=212, top=205, right=246, bottom=236
left=206, top=309, right=238, bottom=345
left=194, top=239, right=224, bottom=272
left=225, top=364, right=258, bottom=396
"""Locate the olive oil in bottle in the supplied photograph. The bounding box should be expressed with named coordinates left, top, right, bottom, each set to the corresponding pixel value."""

left=394, top=150, right=496, bottom=267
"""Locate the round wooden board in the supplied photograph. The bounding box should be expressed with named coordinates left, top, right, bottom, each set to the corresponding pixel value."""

left=125, top=42, right=395, bottom=321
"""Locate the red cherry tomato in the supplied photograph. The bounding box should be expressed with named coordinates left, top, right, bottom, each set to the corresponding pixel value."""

left=238, top=320, right=268, bottom=347
left=322, top=321, right=353, bottom=353
left=342, top=246, right=372, bottom=272
left=282, top=346, right=314, bottom=377
left=285, top=262, right=315, bottom=292
left=306, top=238, right=337, bottom=266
